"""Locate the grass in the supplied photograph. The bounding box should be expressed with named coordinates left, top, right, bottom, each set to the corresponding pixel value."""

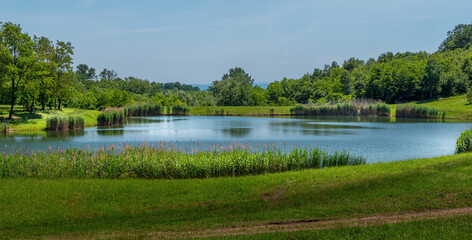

left=0, top=146, right=365, bottom=179
left=225, top=215, right=472, bottom=239
left=396, top=94, right=471, bottom=120
left=0, top=105, right=100, bottom=132
left=0, top=152, right=471, bottom=238
left=96, top=109, right=125, bottom=126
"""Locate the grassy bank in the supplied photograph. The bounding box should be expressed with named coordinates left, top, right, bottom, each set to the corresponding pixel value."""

left=0, top=153, right=471, bottom=238
left=0, top=105, right=100, bottom=132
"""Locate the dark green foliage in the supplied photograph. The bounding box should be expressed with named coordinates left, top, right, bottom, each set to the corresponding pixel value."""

left=124, top=104, right=162, bottom=117
left=467, top=87, right=472, bottom=104
left=209, top=67, right=255, bottom=106
left=97, top=109, right=125, bottom=126
left=46, top=115, right=84, bottom=130
left=290, top=101, right=390, bottom=116
left=439, top=23, right=472, bottom=51
left=171, top=105, right=189, bottom=115
left=0, top=146, right=366, bottom=179
left=456, top=129, right=472, bottom=153
left=396, top=105, right=443, bottom=118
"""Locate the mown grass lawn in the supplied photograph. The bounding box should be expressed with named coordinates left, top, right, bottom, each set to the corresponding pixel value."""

left=1, top=153, right=471, bottom=239
left=0, top=105, right=100, bottom=132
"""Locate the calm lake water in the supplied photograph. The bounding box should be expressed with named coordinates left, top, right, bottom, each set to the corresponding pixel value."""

left=0, top=116, right=470, bottom=163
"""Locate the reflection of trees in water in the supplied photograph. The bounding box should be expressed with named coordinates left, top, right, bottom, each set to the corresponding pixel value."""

left=97, top=129, right=125, bottom=136
left=46, top=129, right=85, bottom=138
left=126, top=117, right=189, bottom=124
left=220, top=128, right=252, bottom=138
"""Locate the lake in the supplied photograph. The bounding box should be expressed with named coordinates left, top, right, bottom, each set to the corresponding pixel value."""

left=1, top=116, right=470, bottom=163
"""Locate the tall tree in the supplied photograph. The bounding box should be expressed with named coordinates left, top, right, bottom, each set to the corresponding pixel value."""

left=209, top=67, right=254, bottom=106
left=439, top=24, right=472, bottom=51
left=421, top=59, right=442, bottom=99
left=52, top=41, right=74, bottom=110
left=34, top=36, right=55, bottom=110
left=0, top=22, right=35, bottom=118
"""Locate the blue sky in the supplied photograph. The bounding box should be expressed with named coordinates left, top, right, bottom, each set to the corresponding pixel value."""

left=1, top=0, right=471, bottom=84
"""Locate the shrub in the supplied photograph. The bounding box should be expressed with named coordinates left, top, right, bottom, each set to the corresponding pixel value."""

left=456, top=129, right=472, bottom=154
left=467, top=87, right=472, bottom=104
left=0, top=121, right=8, bottom=134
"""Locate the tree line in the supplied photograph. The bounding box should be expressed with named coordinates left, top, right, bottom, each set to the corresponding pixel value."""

left=2, top=21, right=472, bottom=118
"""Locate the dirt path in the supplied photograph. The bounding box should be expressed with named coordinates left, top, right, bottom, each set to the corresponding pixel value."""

left=142, top=207, right=472, bottom=239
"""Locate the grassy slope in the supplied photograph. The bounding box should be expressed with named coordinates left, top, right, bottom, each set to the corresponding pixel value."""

left=415, top=95, right=472, bottom=120
left=0, top=105, right=100, bottom=132
left=1, top=153, right=471, bottom=239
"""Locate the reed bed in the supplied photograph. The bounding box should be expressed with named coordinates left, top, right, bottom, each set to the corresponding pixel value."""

left=124, top=104, right=163, bottom=117
left=171, top=105, right=190, bottom=115
left=97, top=109, right=125, bottom=126
left=46, top=115, right=84, bottom=130
left=0, top=145, right=366, bottom=179
left=290, top=102, right=390, bottom=116
left=396, top=105, right=444, bottom=118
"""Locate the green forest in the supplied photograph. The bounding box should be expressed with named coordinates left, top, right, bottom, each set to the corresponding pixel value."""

left=2, top=21, right=472, bottom=118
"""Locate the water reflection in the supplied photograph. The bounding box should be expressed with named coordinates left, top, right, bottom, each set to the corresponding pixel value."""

left=0, top=116, right=469, bottom=162
left=97, top=129, right=125, bottom=136
left=220, top=128, right=252, bottom=138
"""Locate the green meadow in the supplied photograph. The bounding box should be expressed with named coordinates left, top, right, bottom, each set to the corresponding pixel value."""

left=0, top=153, right=471, bottom=239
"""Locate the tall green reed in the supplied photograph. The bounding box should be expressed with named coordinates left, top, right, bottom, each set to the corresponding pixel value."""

left=97, top=109, right=125, bottom=126
left=396, top=105, right=443, bottom=118
left=46, top=115, right=85, bottom=130
left=0, top=146, right=366, bottom=179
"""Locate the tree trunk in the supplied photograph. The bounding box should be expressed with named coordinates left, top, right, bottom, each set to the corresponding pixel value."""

left=58, top=98, right=62, bottom=110
left=54, top=99, right=57, bottom=110
left=30, top=97, right=35, bottom=113
left=8, top=77, right=15, bottom=119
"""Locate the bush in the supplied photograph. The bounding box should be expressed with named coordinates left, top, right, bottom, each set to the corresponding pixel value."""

left=467, top=87, right=472, bottom=104
left=0, top=121, right=8, bottom=134
left=456, top=129, right=472, bottom=154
